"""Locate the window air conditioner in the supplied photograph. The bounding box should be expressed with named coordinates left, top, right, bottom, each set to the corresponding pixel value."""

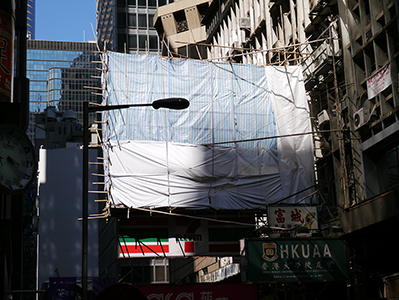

left=353, top=107, right=369, bottom=130
left=317, top=109, right=330, bottom=126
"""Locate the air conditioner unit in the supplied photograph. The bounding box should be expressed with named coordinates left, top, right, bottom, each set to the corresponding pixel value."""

left=317, top=109, right=330, bottom=125
left=353, top=107, right=370, bottom=130
left=240, top=18, right=251, bottom=29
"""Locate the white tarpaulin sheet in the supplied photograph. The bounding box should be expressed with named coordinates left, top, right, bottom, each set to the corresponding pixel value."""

left=103, top=53, right=315, bottom=209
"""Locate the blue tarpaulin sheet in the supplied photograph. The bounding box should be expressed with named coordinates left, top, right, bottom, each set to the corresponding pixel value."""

left=103, top=53, right=315, bottom=209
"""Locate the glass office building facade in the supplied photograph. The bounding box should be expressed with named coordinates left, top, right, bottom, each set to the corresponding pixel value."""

left=27, top=0, right=35, bottom=39
left=27, top=40, right=101, bottom=141
left=97, top=0, right=173, bottom=54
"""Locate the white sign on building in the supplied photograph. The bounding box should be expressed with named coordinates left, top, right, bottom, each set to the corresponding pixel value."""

left=367, top=63, right=392, bottom=99
left=268, top=206, right=318, bottom=236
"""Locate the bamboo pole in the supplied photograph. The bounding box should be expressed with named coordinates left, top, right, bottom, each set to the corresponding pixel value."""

left=330, top=24, right=350, bottom=208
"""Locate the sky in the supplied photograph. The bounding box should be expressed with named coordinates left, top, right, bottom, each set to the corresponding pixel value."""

left=35, top=0, right=97, bottom=42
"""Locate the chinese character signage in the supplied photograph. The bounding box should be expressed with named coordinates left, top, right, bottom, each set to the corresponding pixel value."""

left=0, top=9, right=13, bottom=103
left=49, top=277, right=77, bottom=300
left=268, top=206, right=318, bottom=236
left=137, top=283, right=258, bottom=300
left=367, top=63, right=392, bottom=99
left=247, top=239, right=348, bottom=282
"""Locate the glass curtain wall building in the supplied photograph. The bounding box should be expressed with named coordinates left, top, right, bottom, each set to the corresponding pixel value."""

left=27, top=0, right=35, bottom=39
left=97, top=0, right=173, bottom=54
left=27, top=40, right=101, bottom=142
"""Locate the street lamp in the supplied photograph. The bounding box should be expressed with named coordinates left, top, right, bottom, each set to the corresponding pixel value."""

left=82, top=98, right=189, bottom=300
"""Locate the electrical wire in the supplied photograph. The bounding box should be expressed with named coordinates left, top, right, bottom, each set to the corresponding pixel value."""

left=127, top=206, right=256, bottom=227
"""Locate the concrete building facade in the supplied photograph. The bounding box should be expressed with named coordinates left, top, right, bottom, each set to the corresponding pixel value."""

left=153, top=0, right=211, bottom=58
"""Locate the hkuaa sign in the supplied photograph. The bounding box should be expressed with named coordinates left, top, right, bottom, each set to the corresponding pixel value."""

left=247, top=239, right=348, bottom=282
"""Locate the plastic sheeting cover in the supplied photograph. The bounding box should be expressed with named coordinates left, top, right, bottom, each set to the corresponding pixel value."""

left=103, top=53, right=315, bottom=209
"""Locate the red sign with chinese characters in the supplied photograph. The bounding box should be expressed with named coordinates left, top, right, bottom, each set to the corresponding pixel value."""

left=137, top=283, right=258, bottom=300
left=268, top=206, right=318, bottom=236
left=367, top=63, right=392, bottom=99
left=0, top=9, right=13, bottom=102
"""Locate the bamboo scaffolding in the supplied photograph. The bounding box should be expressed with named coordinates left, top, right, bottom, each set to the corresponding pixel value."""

left=84, top=86, right=106, bottom=90
left=175, top=37, right=329, bottom=65
left=330, top=25, right=350, bottom=207
left=101, top=46, right=112, bottom=218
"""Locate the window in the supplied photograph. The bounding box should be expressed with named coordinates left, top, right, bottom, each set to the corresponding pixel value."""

left=363, top=139, right=399, bottom=199
left=174, top=11, right=188, bottom=33
left=138, top=0, right=146, bottom=6
left=154, top=266, right=167, bottom=282
left=387, top=146, right=399, bottom=189
left=128, top=13, right=136, bottom=27
left=118, top=34, right=127, bottom=52
left=148, top=14, right=155, bottom=28
left=138, top=14, right=147, bottom=28
left=117, top=12, right=126, bottom=27
left=120, top=258, right=169, bottom=284
left=128, top=34, right=137, bottom=49
left=139, top=35, right=147, bottom=49
left=149, top=35, right=158, bottom=50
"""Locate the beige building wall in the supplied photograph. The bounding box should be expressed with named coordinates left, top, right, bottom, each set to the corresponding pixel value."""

left=154, top=0, right=211, bottom=56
